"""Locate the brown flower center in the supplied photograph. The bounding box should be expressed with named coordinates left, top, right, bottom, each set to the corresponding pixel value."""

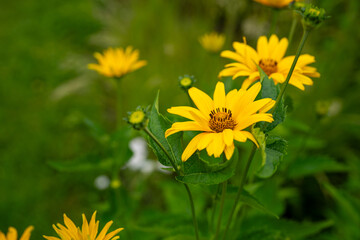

left=209, top=107, right=237, bottom=132
left=259, top=58, right=278, bottom=76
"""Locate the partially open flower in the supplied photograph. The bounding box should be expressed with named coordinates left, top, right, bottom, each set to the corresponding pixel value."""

left=165, top=82, right=275, bottom=161
left=126, top=107, right=149, bottom=130
left=0, top=226, right=33, bottom=240
left=199, top=32, right=225, bottom=53
left=88, top=47, right=147, bottom=78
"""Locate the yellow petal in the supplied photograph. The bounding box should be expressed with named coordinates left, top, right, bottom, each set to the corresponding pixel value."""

left=181, top=133, right=206, bottom=161
left=212, top=133, right=225, bottom=158
left=272, top=37, right=288, bottom=62
left=167, top=106, right=208, bottom=121
left=19, top=226, right=34, bottom=240
left=165, top=121, right=208, bottom=138
left=188, top=87, right=214, bottom=116
left=236, top=113, right=273, bottom=130
left=241, top=131, right=259, bottom=147
left=95, top=221, right=113, bottom=240
left=224, top=144, right=235, bottom=160
left=220, top=50, right=243, bottom=62
left=223, top=129, right=234, bottom=146
left=233, top=131, right=247, bottom=142
left=197, top=133, right=215, bottom=150
left=7, top=228, right=17, bottom=240
left=102, top=228, right=124, bottom=240
left=257, top=36, right=269, bottom=59
left=270, top=72, right=285, bottom=84
left=213, top=82, right=226, bottom=109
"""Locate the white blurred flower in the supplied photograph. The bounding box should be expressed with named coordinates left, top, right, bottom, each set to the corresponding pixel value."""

left=94, top=175, right=110, bottom=190
left=125, top=137, right=168, bottom=174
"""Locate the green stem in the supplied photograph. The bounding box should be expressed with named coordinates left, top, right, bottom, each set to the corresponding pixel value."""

left=143, top=127, right=199, bottom=240
left=143, top=127, right=180, bottom=175
left=272, top=29, right=310, bottom=114
left=214, top=181, right=228, bottom=239
left=288, top=14, right=298, bottom=46
left=184, top=184, right=200, bottom=240
left=222, top=144, right=257, bottom=240
left=268, top=9, right=279, bottom=37
left=211, top=184, right=221, bottom=232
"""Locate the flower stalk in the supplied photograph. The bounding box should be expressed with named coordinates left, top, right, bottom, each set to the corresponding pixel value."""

left=143, top=127, right=200, bottom=240
left=272, top=29, right=310, bottom=114
left=222, top=144, right=257, bottom=240
left=214, top=181, right=228, bottom=239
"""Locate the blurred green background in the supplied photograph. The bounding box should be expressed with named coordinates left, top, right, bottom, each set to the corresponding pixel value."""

left=1, top=0, right=359, bottom=239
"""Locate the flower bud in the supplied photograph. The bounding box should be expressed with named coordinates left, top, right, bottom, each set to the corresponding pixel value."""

left=292, top=3, right=328, bottom=30
left=126, top=107, right=149, bottom=130
left=179, top=75, right=196, bottom=91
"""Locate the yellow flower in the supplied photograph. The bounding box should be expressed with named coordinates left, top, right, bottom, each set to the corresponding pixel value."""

left=253, top=0, right=298, bottom=8
left=44, top=211, right=123, bottom=240
left=219, top=34, right=320, bottom=90
left=0, top=226, right=34, bottom=240
left=165, top=82, right=275, bottom=161
left=199, top=32, right=225, bottom=53
left=88, top=47, right=147, bottom=78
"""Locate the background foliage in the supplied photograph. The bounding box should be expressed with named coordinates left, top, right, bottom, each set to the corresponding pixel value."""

left=1, top=0, right=359, bottom=239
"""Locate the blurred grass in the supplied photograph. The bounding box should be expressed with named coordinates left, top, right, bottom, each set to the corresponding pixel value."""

left=0, top=0, right=359, bottom=239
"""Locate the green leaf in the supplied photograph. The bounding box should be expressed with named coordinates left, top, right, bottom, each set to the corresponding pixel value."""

left=323, top=182, right=360, bottom=224
left=252, top=129, right=287, bottom=179
left=240, top=215, right=333, bottom=240
left=240, top=190, right=279, bottom=218
left=239, top=229, right=287, bottom=240
left=48, top=154, right=113, bottom=172
left=147, top=91, right=183, bottom=167
left=175, top=149, right=238, bottom=185
left=288, top=155, right=349, bottom=178
left=257, top=66, right=286, bottom=132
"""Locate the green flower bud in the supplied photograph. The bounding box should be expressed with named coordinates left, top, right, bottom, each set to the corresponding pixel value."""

left=291, top=3, right=328, bottom=30
left=125, top=106, right=149, bottom=130
left=179, top=75, right=196, bottom=91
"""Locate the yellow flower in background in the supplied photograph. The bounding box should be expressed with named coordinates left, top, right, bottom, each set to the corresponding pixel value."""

left=219, top=34, right=320, bottom=90
left=199, top=32, right=225, bottom=53
left=165, top=82, right=275, bottom=161
left=44, top=211, right=123, bottom=240
left=253, top=0, right=298, bottom=8
left=0, top=226, right=34, bottom=240
left=88, top=47, right=147, bottom=78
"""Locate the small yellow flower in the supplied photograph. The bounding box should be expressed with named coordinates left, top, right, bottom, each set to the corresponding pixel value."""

left=219, top=34, right=320, bottom=90
left=43, top=211, right=123, bottom=240
left=0, top=226, right=33, bottom=240
left=253, top=0, right=298, bottom=8
left=126, top=107, right=148, bottom=130
left=199, top=32, right=225, bottom=53
left=88, top=47, right=147, bottom=78
left=165, top=82, right=275, bottom=162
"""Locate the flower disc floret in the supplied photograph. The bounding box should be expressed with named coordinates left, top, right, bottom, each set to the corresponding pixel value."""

left=165, top=82, right=275, bottom=161
left=179, top=75, right=196, bottom=90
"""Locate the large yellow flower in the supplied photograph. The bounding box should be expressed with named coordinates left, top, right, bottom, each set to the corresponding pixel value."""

left=165, top=82, right=275, bottom=161
left=88, top=47, right=147, bottom=78
left=219, top=35, right=320, bottom=90
left=0, top=227, right=33, bottom=240
left=44, top=211, right=123, bottom=240
left=199, top=32, right=226, bottom=53
left=253, top=0, right=298, bottom=8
